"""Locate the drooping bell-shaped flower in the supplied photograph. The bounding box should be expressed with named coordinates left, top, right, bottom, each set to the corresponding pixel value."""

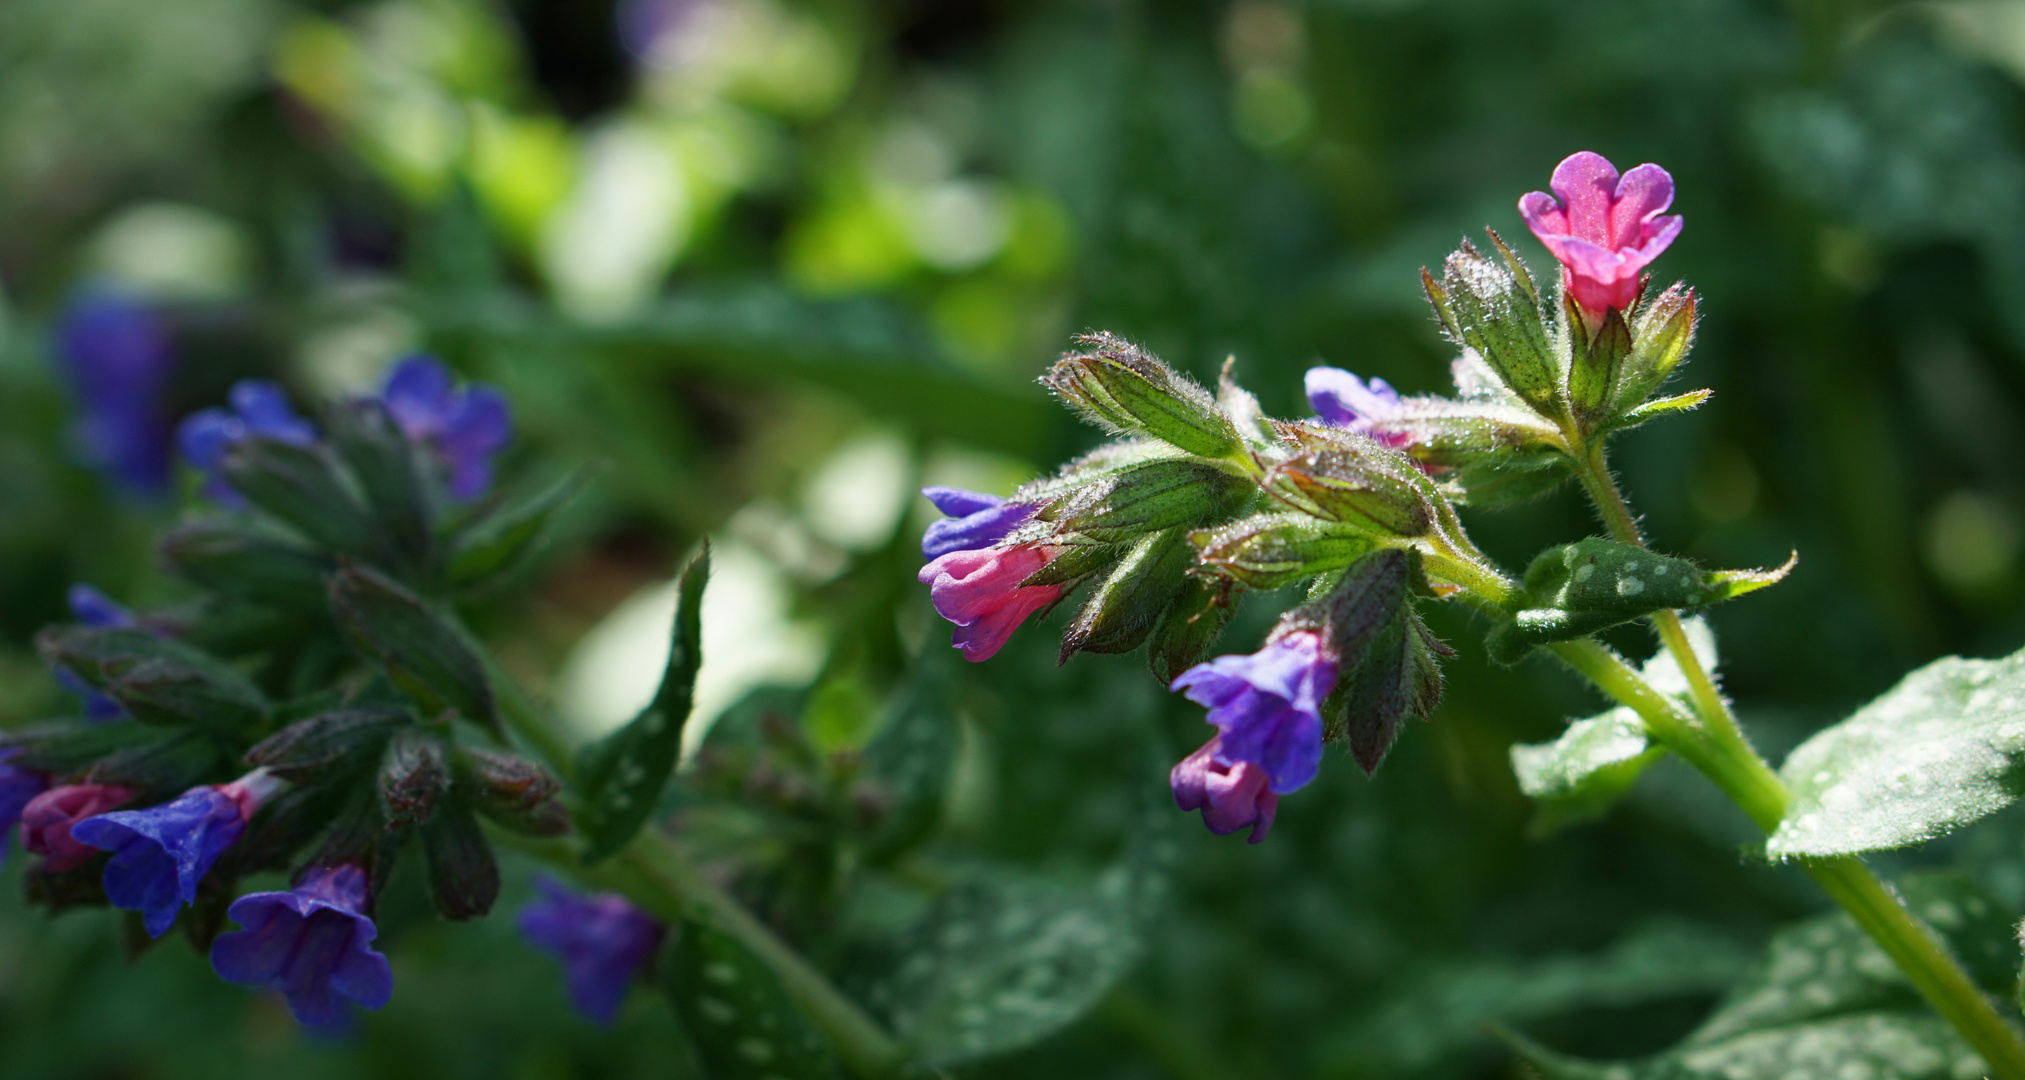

left=54, top=290, right=177, bottom=495
left=176, top=380, right=318, bottom=504
left=72, top=770, right=285, bottom=938
left=518, top=877, right=666, bottom=1025
left=1518, top=151, right=1682, bottom=324
left=919, top=543, right=1065, bottom=662
left=210, top=864, right=393, bottom=1028
left=1170, top=630, right=1336, bottom=794
left=1304, top=367, right=1413, bottom=449
left=920, top=487, right=1039, bottom=561
left=1170, top=736, right=1279, bottom=843
left=379, top=356, right=512, bottom=500
left=20, top=784, right=135, bottom=873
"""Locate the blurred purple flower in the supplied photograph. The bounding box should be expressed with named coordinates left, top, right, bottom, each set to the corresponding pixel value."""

left=56, top=584, right=137, bottom=721
left=211, top=864, right=393, bottom=1028
left=1171, top=736, right=1279, bottom=843
left=54, top=291, right=177, bottom=495
left=1518, top=151, right=1683, bottom=323
left=379, top=356, right=512, bottom=500
left=920, top=487, right=1038, bottom=560
left=0, top=751, right=50, bottom=868
left=73, top=770, right=283, bottom=938
left=1170, top=630, right=1336, bottom=794
left=1304, top=367, right=1413, bottom=449
left=519, top=877, right=665, bottom=1025
left=21, top=783, right=134, bottom=873
left=176, top=380, right=317, bottom=505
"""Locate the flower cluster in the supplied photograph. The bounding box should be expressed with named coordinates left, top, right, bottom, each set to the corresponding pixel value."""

left=921, top=153, right=1705, bottom=841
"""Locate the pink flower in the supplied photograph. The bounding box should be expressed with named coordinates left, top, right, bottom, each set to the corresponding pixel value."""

left=1170, top=737, right=1279, bottom=844
left=918, top=543, right=1065, bottom=662
left=21, top=784, right=134, bottom=873
left=1518, top=151, right=1683, bottom=322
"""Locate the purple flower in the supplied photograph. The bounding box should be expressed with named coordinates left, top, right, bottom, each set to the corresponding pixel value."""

left=176, top=380, right=318, bottom=505
left=920, top=487, right=1039, bottom=560
left=72, top=770, right=283, bottom=938
left=1304, top=367, right=1414, bottom=449
left=0, top=751, right=50, bottom=868
left=56, top=584, right=137, bottom=721
left=1518, top=151, right=1683, bottom=323
left=1171, top=736, right=1279, bottom=843
left=1170, top=630, right=1336, bottom=794
left=518, top=877, right=665, bottom=1025
left=54, top=291, right=177, bottom=494
left=379, top=356, right=512, bottom=500
left=21, top=784, right=134, bottom=872
left=211, top=864, right=393, bottom=1028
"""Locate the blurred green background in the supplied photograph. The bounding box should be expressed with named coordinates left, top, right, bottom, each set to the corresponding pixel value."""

left=4, top=0, right=2025, bottom=1077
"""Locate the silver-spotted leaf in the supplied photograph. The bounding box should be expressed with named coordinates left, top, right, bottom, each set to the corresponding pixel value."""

left=665, top=919, right=838, bottom=1079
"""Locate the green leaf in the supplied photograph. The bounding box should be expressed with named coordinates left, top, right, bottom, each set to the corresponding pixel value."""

left=575, top=540, right=709, bottom=862
left=445, top=464, right=600, bottom=594
left=327, top=565, right=499, bottom=734
left=1487, top=538, right=1794, bottom=663
left=1610, top=388, right=1713, bottom=434
left=664, top=919, right=839, bottom=1079
left=858, top=655, right=957, bottom=863
left=1768, top=645, right=2025, bottom=859
left=1506, top=874, right=2014, bottom=1080
left=1510, top=618, right=1717, bottom=834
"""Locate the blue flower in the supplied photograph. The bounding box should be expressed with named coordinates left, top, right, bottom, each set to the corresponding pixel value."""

left=54, top=291, right=177, bottom=495
left=72, top=771, right=279, bottom=938
left=1304, top=367, right=1413, bottom=449
left=379, top=356, right=512, bottom=500
left=1170, top=630, right=1336, bottom=794
left=920, top=486, right=1037, bottom=560
left=211, top=864, right=393, bottom=1028
left=518, top=876, right=665, bottom=1025
left=176, top=380, right=318, bottom=505
left=0, top=751, right=50, bottom=868
left=56, top=584, right=136, bottom=722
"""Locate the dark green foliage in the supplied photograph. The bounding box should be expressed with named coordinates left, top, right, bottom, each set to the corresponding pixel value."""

left=328, top=565, right=499, bottom=734
left=1488, top=539, right=1793, bottom=662
left=664, top=920, right=838, bottom=1079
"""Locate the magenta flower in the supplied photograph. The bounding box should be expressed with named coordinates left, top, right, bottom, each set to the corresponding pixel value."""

left=1518, top=151, right=1683, bottom=323
left=920, top=487, right=1039, bottom=560
left=919, top=543, right=1065, bottom=662
left=1304, top=367, right=1413, bottom=449
left=1171, top=737, right=1279, bottom=843
left=518, top=877, right=666, bottom=1025
left=210, top=864, right=393, bottom=1028
left=72, top=770, right=284, bottom=938
left=1170, top=630, right=1336, bottom=794
left=20, top=784, right=135, bottom=873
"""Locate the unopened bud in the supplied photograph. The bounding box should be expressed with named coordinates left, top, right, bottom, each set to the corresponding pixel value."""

left=1265, top=424, right=1438, bottom=539
left=1041, top=332, right=1243, bottom=458
left=1429, top=239, right=1558, bottom=415
left=326, top=399, right=435, bottom=577
left=329, top=565, right=499, bottom=734
left=244, top=706, right=406, bottom=783
left=451, top=745, right=562, bottom=816
left=1618, top=283, right=1697, bottom=408
left=1191, top=512, right=1379, bottom=590
left=1059, top=527, right=1196, bottom=660
left=220, top=437, right=379, bottom=558
left=421, top=801, right=499, bottom=921
left=157, top=519, right=333, bottom=614
left=1041, top=458, right=1254, bottom=544
left=37, top=626, right=269, bottom=732
left=1147, top=578, right=1238, bottom=684
left=378, top=728, right=449, bottom=830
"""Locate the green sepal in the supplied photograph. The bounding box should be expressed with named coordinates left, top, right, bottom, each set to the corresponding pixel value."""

left=1190, top=512, right=1378, bottom=590
left=1040, top=331, right=1243, bottom=458
left=1039, top=458, right=1252, bottom=544
left=1058, top=526, right=1195, bottom=660
left=1017, top=540, right=1126, bottom=589
left=220, top=436, right=379, bottom=559
left=445, top=464, right=600, bottom=595
left=326, top=398, right=437, bottom=580
left=1307, top=549, right=1450, bottom=774
left=376, top=727, right=449, bottom=830
left=1265, top=422, right=1440, bottom=539
left=36, top=625, right=270, bottom=733
left=243, top=706, right=408, bottom=785
left=327, top=564, right=499, bottom=734
left=1486, top=539, right=1795, bottom=663
left=663, top=919, right=839, bottom=1079
left=157, top=519, right=334, bottom=614
left=1430, top=238, right=1558, bottom=416
left=1147, top=577, right=1237, bottom=684
left=79, top=728, right=222, bottom=796
left=575, top=540, right=708, bottom=862
left=1606, top=388, right=1712, bottom=434
left=1440, top=456, right=1572, bottom=509
left=0, top=719, right=177, bottom=775
left=420, top=800, right=499, bottom=921
left=1569, top=306, right=1631, bottom=425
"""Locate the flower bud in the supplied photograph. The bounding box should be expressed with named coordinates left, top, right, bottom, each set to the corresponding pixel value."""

left=451, top=746, right=567, bottom=835
left=1040, top=458, right=1255, bottom=544
left=157, top=519, right=333, bottom=614
left=377, top=729, right=449, bottom=830
left=326, top=398, right=436, bottom=577
left=1616, top=283, right=1697, bottom=408
left=421, top=800, right=498, bottom=921
left=1041, top=332, right=1243, bottom=458
left=1190, top=512, right=1379, bottom=590
left=37, top=626, right=270, bottom=732
left=1307, top=550, right=1450, bottom=774
left=1058, top=527, right=1197, bottom=660
left=329, top=565, right=500, bottom=734
left=244, top=706, right=407, bottom=783
left=1264, top=424, right=1439, bottom=539
left=1425, top=237, right=1558, bottom=415
left=220, top=437, right=380, bottom=559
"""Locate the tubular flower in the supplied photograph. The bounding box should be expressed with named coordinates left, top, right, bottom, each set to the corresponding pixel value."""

left=920, top=486, right=1039, bottom=560
left=1170, top=630, right=1336, bottom=795
left=1304, top=367, right=1413, bottom=449
left=72, top=770, right=285, bottom=938
left=518, top=877, right=667, bottom=1025
left=176, top=380, right=318, bottom=505
left=1518, top=151, right=1683, bottom=323
left=210, top=864, right=394, bottom=1028
left=57, top=584, right=137, bottom=721
left=919, top=543, right=1065, bottom=662
left=20, top=784, right=135, bottom=873
left=54, top=291, right=177, bottom=495
left=378, top=356, right=513, bottom=500
left=0, top=751, right=49, bottom=867
left=1171, top=736, right=1279, bottom=843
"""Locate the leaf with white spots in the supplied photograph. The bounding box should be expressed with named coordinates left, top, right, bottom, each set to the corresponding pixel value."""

left=575, top=540, right=709, bottom=862
left=1505, top=874, right=2016, bottom=1079
left=1487, top=538, right=1793, bottom=663
left=665, top=918, right=838, bottom=1080
left=1768, top=646, right=2025, bottom=859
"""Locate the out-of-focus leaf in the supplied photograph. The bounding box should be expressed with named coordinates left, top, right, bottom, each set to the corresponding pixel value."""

left=445, top=464, right=600, bottom=593
left=858, top=655, right=956, bottom=862
left=664, top=919, right=838, bottom=1079
left=328, top=565, right=498, bottom=734
left=1768, top=646, right=2025, bottom=859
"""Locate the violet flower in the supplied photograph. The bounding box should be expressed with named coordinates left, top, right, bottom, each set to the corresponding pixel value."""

left=1170, top=630, right=1336, bottom=795
left=1518, top=151, right=1683, bottom=324
left=379, top=356, right=512, bottom=500
left=54, top=291, right=176, bottom=495
left=518, top=877, right=666, bottom=1025
left=920, top=487, right=1039, bottom=560
left=20, top=784, right=135, bottom=873
left=1304, top=367, right=1413, bottom=449
left=0, top=751, right=50, bottom=867
left=176, top=380, right=318, bottom=505
left=56, top=584, right=137, bottom=722
left=72, top=770, right=284, bottom=938
left=919, top=543, right=1065, bottom=662
left=210, top=864, right=393, bottom=1028
left=1171, top=736, right=1279, bottom=843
